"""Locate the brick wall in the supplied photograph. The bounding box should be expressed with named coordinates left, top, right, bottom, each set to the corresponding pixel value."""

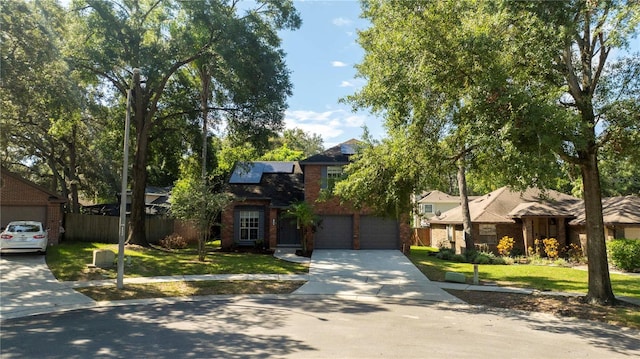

left=1, top=170, right=64, bottom=245
left=221, top=199, right=271, bottom=250
left=303, top=164, right=412, bottom=252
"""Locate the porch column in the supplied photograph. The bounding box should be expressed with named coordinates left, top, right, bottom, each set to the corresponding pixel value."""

left=522, top=218, right=533, bottom=256
left=557, top=217, right=567, bottom=249
left=268, top=208, right=278, bottom=249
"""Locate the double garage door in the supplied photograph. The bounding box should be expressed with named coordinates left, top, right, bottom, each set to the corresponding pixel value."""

left=1, top=206, right=47, bottom=228
left=314, top=215, right=399, bottom=249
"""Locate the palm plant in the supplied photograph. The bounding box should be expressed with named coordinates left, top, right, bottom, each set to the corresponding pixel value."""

left=285, top=201, right=317, bottom=256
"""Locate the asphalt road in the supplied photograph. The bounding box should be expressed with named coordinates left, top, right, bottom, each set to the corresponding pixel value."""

left=2, top=296, right=639, bottom=358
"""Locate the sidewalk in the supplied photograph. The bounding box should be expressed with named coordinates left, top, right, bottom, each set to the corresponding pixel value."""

left=2, top=251, right=638, bottom=321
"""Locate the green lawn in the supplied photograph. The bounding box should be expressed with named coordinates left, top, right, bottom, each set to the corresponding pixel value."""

left=46, top=241, right=308, bottom=281
left=408, top=246, right=640, bottom=299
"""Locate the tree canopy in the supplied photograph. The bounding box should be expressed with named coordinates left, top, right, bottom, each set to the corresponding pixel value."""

left=65, top=0, right=301, bottom=245
left=342, top=0, right=639, bottom=304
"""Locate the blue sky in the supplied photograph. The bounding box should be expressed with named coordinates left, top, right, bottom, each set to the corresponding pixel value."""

left=59, top=0, right=638, bottom=149
left=279, top=1, right=376, bottom=148
left=279, top=0, right=640, bottom=149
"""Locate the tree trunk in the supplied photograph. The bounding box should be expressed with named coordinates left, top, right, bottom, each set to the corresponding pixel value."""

left=581, top=149, right=615, bottom=305
left=127, top=72, right=151, bottom=247
left=200, top=67, right=211, bottom=179
left=456, top=160, right=474, bottom=254
left=68, top=125, right=80, bottom=213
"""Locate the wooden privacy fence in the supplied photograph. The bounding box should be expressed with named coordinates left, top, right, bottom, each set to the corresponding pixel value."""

left=412, top=227, right=431, bottom=246
left=65, top=213, right=198, bottom=243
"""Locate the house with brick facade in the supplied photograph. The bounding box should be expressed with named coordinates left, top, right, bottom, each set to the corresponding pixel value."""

left=1, top=167, right=66, bottom=245
left=428, top=186, right=580, bottom=255
left=569, top=195, right=640, bottom=251
left=221, top=139, right=412, bottom=252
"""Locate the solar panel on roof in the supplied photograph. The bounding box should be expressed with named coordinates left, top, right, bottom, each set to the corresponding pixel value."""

left=229, top=162, right=296, bottom=184
left=229, top=162, right=265, bottom=184
left=262, top=162, right=294, bottom=173
left=340, top=143, right=356, bottom=155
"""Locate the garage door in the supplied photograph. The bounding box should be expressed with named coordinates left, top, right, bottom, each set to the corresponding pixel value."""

left=360, top=216, right=399, bottom=249
left=314, top=215, right=352, bottom=249
left=1, top=206, right=47, bottom=228
left=625, top=227, right=640, bottom=240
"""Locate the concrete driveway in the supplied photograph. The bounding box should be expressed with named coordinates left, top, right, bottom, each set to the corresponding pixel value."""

left=294, top=250, right=463, bottom=303
left=0, top=254, right=94, bottom=320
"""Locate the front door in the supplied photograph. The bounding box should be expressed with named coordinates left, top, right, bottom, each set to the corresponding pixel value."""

left=278, top=215, right=300, bottom=247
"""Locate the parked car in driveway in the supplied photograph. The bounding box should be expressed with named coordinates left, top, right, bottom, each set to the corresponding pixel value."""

left=0, top=221, right=48, bottom=254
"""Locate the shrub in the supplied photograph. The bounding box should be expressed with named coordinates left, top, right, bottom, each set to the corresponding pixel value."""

left=542, top=238, right=559, bottom=260
left=451, top=254, right=467, bottom=262
left=497, top=236, right=515, bottom=256
left=531, top=239, right=542, bottom=257
left=159, top=233, right=188, bottom=250
left=471, top=251, right=493, bottom=264
left=436, top=248, right=456, bottom=260
left=470, top=251, right=507, bottom=265
left=608, top=239, right=640, bottom=272
left=564, top=243, right=586, bottom=263
left=500, top=256, right=514, bottom=265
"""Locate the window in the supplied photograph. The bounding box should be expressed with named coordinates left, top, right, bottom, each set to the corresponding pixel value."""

left=447, top=225, right=454, bottom=242
left=421, top=204, right=434, bottom=214
left=322, top=166, right=344, bottom=190
left=239, top=211, right=260, bottom=241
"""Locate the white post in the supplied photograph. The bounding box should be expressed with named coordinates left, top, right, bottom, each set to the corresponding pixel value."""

left=117, top=83, right=133, bottom=289
left=473, top=264, right=479, bottom=285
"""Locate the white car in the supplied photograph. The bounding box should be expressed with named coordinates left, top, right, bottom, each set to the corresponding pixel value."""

left=0, top=221, right=48, bottom=254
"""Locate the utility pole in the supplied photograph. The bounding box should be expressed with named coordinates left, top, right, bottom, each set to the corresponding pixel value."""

left=117, top=69, right=138, bottom=289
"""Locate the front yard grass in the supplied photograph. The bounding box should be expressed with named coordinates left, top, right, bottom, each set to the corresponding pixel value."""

left=77, top=280, right=306, bottom=301
left=408, top=246, right=640, bottom=299
left=46, top=241, right=308, bottom=282
left=409, top=246, right=640, bottom=329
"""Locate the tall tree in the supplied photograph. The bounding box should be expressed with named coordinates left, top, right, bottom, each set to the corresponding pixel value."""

left=280, top=128, right=325, bottom=157
left=503, top=0, right=640, bottom=304
left=67, top=0, right=300, bottom=246
left=343, top=1, right=535, bottom=253
left=1, top=0, right=86, bottom=211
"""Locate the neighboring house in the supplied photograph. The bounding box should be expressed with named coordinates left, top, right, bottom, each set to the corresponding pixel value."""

left=413, top=190, right=461, bottom=227
left=412, top=190, right=460, bottom=246
left=569, top=195, right=640, bottom=251
left=429, top=186, right=580, bottom=255
left=0, top=167, right=66, bottom=245
left=221, top=139, right=412, bottom=251
left=82, top=186, right=171, bottom=216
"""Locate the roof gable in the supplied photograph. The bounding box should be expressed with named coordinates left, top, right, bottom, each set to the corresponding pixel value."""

left=430, top=187, right=580, bottom=224
left=570, top=195, right=640, bottom=225
left=1, top=167, right=65, bottom=203
left=300, top=139, right=360, bottom=165
left=417, top=190, right=459, bottom=204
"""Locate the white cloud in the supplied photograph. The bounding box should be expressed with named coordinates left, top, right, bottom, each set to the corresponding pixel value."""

left=284, top=109, right=367, bottom=144
left=332, top=17, right=352, bottom=27
left=331, top=61, right=348, bottom=67
left=339, top=80, right=355, bottom=87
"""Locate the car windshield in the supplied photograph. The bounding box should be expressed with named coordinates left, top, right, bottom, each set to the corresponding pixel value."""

left=7, top=224, right=41, bottom=232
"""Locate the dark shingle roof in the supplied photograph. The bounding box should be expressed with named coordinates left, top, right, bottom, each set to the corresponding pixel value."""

left=569, top=196, right=640, bottom=225
left=228, top=162, right=304, bottom=207
left=299, top=139, right=360, bottom=165
left=430, top=187, right=580, bottom=224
